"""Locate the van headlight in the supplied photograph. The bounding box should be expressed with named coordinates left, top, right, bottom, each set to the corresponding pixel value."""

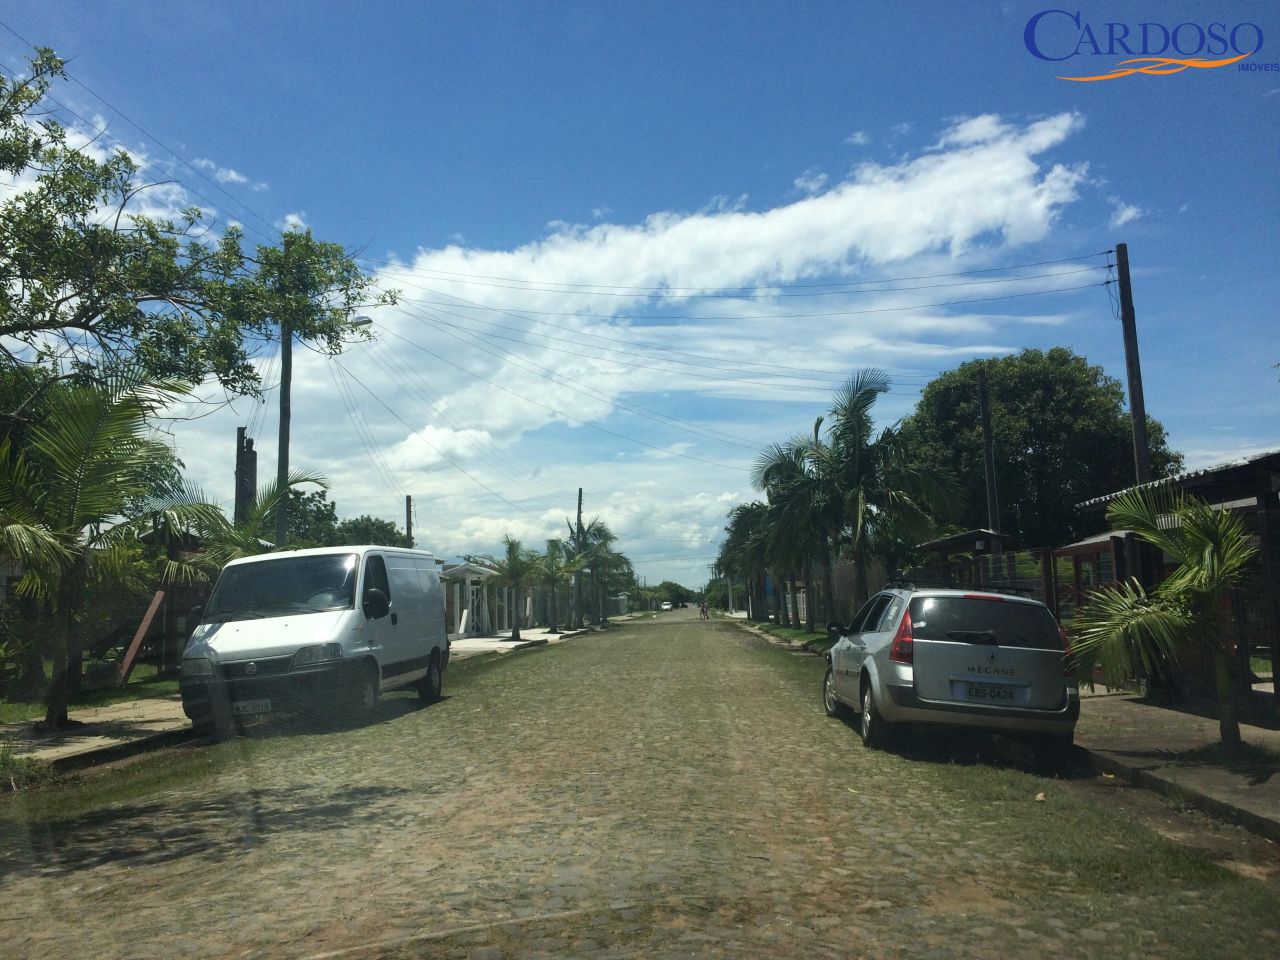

left=292, top=643, right=344, bottom=668
left=182, top=657, right=214, bottom=677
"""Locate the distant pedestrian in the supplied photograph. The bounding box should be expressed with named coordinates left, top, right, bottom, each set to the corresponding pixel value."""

left=699, top=601, right=709, bottom=620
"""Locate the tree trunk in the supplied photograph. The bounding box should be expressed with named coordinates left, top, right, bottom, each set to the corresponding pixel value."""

left=790, top=571, right=802, bottom=629
left=510, top=585, right=522, bottom=641
left=823, top=540, right=837, bottom=624
left=1212, top=646, right=1242, bottom=747
left=44, top=604, right=71, bottom=727
left=44, top=555, right=91, bottom=728
left=853, top=546, right=871, bottom=611
left=547, top=585, right=558, bottom=633
left=804, top=561, right=815, bottom=633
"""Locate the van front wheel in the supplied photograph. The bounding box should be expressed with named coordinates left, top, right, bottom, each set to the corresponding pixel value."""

left=418, top=655, right=442, bottom=704
left=343, top=661, right=379, bottom=720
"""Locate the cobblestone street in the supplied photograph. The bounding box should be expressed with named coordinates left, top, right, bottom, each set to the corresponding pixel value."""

left=2, top=612, right=1277, bottom=959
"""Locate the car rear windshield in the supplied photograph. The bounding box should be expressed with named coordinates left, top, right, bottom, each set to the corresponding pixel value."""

left=908, top=596, right=1061, bottom=650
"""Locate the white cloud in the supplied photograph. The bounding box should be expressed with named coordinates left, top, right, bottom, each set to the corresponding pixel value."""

left=1108, top=198, right=1144, bottom=228
left=158, top=112, right=1095, bottom=583
left=845, top=131, right=870, bottom=146
left=194, top=157, right=250, bottom=185
left=793, top=168, right=829, bottom=195
left=279, top=211, right=309, bottom=231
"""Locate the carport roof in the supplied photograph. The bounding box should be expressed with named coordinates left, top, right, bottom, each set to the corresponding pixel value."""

left=1076, top=449, right=1280, bottom=512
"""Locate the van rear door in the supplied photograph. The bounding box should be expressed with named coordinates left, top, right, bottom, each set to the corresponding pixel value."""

left=908, top=595, right=1067, bottom=710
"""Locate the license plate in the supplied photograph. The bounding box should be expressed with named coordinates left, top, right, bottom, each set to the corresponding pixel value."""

left=232, top=698, right=272, bottom=716
left=965, top=682, right=1015, bottom=702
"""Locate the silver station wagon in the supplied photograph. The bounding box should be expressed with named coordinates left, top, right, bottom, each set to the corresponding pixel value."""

left=823, top=586, right=1078, bottom=751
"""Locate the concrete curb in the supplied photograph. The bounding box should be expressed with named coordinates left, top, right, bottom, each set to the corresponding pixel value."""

left=735, top=618, right=1280, bottom=845
left=48, top=727, right=196, bottom=774
left=1082, top=748, right=1280, bottom=844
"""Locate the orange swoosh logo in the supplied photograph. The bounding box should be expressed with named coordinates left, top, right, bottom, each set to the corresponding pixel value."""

left=1059, top=52, right=1251, bottom=82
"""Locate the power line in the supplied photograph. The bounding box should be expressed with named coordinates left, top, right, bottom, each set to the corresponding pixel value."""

left=334, top=359, right=544, bottom=519
left=368, top=319, right=745, bottom=471
left=383, top=277, right=1107, bottom=324
left=396, top=294, right=850, bottom=385
left=0, top=21, right=282, bottom=242
left=402, top=305, right=915, bottom=398
left=381, top=318, right=796, bottom=449
left=369, top=252, right=1110, bottom=295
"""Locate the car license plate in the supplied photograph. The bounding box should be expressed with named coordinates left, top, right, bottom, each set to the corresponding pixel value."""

left=965, top=682, right=1015, bottom=703
left=232, top=698, right=272, bottom=716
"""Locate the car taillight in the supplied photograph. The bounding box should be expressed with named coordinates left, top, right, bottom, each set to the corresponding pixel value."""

left=889, top=610, right=913, bottom=664
left=1059, top=623, right=1074, bottom=676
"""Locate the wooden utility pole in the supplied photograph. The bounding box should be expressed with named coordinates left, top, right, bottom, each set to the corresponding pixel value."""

left=977, top=363, right=1001, bottom=535
left=1115, top=243, right=1152, bottom=484
left=405, top=494, right=413, bottom=548
left=274, top=317, right=292, bottom=547
left=234, top=427, right=257, bottom=525
left=573, top=487, right=584, bottom=627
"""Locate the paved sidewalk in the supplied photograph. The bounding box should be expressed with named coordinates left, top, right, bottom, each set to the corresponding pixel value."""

left=2, top=695, right=191, bottom=770
left=1075, top=693, right=1280, bottom=842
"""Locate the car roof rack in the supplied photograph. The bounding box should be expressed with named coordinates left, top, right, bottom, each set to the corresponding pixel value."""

left=885, top=578, right=1039, bottom=599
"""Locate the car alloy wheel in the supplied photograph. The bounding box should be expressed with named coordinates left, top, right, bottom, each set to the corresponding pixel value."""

left=823, top=666, right=840, bottom=717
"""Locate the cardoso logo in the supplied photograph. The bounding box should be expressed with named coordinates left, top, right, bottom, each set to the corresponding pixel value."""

left=1025, top=9, right=1267, bottom=81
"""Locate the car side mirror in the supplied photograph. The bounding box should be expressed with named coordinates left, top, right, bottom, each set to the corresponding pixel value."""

left=826, top=621, right=846, bottom=637
left=363, top=588, right=390, bottom=620
left=188, top=605, right=205, bottom=624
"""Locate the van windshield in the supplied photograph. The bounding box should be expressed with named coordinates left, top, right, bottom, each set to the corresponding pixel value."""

left=204, top=554, right=358, bottom=621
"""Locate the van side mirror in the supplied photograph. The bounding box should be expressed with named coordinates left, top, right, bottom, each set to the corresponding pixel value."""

left=188, top=605, right=205, bottom=624
left=363, top=588, right=390, bottom=620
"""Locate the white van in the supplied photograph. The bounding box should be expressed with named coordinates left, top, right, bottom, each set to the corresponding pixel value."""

left=180, top=545, right=449, bottom=735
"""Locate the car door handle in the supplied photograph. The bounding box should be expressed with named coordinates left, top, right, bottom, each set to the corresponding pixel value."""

left=391, top=612, right=398, bottom=625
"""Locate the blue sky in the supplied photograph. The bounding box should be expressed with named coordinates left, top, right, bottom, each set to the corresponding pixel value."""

left=3, top=1, right=1277, bottom=585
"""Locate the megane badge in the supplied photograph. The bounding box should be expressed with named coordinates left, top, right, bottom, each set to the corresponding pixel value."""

left=987, top=653, right=996, bottom=664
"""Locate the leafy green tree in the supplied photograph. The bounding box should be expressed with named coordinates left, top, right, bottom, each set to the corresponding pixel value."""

left=1072, top=491, right=1257, bottom=747
left=898, top=348, right=1183, bottom=548
left=0, top=49, right=393, bottom=415
left=285, top=489, right=339, bottom=547
left=0, top=371, right=223, bottom=727
left=747, top=369, right=948, bottom=621
left=334, top=515, right=410, bottom=547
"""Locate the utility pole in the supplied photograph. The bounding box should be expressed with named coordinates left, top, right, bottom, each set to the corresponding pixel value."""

left=234, top=427, right=257, bottom=525
left=274, top=316, right=293, bottom=548
left=1115, top=243, right=1152, bottom=484
left=574, top=487, right=584, bottom=626
left=977, top=363, right=1001, bottom=535
left=405, top=495, right=413, bottom=548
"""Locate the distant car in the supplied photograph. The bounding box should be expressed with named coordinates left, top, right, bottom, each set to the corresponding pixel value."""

left=660, top=601, right=673, bottom=611
left=823, top=586, right=1077, bottom=753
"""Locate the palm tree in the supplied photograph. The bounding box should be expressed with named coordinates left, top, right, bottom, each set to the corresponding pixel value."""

left=579, top=518, right=618, bottom=625
left=826, top=370, right=950, bottom=610
left=1072, top=490, right=1258, bottom=747
left=185, top=469, right=328, bottom=578
left=0, top=372, right=223, bottom=727
left=483, top=536, right=539, bottom=641
left=751, top=436, right=829, bottom=629
left=536, top=538, right=577, bottom=633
